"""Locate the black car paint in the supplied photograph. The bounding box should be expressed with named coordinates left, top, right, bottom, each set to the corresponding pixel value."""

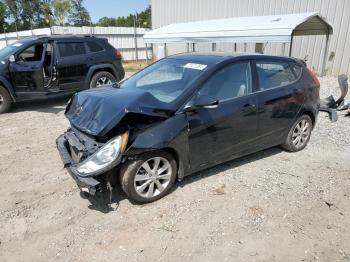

left=57, top=53, right=319, bottom=193
left=0, top=36, right=125, bottom=103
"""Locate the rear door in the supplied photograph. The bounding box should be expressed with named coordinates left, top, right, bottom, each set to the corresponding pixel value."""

left=9, top=42, right=46, bottom=93
left=186, top=61, right=259, bottom=170
left=55, top=41, right=91, bottom=90
left=254, top=60, right=304, bottom=144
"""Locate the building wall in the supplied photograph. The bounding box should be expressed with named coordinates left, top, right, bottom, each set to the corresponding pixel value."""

left=152, top=0, right=350, bottom=75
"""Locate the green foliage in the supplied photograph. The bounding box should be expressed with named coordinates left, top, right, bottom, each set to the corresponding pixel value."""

left=0, top=1, right=151, bottom=33
left=69, top=0, right=91, bottom=26
left=96, top=5, right=151, bottom=28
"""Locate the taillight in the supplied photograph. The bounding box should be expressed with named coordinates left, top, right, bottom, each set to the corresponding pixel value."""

left=115, top=50, right=122, bottom=58
left=307, top=68, right=320, bottom=89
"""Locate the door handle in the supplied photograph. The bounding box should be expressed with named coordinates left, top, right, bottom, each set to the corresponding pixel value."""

left=241, top=103, right=256, bottom=113
left=86, top=57, right=93, bottom=62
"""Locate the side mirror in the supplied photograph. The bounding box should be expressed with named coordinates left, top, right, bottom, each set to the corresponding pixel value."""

left=185, top=95, right=219, bottom=112
left=8, top=55, right=15, bottom=63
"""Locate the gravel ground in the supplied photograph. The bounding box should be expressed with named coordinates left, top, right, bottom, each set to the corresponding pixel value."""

left=0, top=77, right=349, bottom=262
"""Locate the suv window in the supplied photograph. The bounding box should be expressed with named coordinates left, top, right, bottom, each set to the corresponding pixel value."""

left=199, top=62, right=252, bottom=101
left=57, top=42, right=86, bottom=57
left=256, top=62, right=296, bottom=90
left=291, top=63, right=303, bottom=79
left=86, top=41, right=104, bottom=52
left=18, top=43, right=44, bottom=62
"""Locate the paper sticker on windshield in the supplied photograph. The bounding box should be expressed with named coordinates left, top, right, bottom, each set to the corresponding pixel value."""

left=184, top=63, right=207, bottom=70
left=12, top=43, right=22, bottom=47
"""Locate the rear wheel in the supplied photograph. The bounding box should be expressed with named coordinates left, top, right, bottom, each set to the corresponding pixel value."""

left=0, top=86, right=12, bottom=114
left=282, top=115, right=312, bottom=152
left=89, top=71, right=117, bottom=88
left=120, top=151, right=177, bottom=203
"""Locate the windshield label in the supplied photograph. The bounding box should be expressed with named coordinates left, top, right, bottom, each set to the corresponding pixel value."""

left=12, top=43, right=23, bottom=47
left=184, top=63, right=207, bottom=70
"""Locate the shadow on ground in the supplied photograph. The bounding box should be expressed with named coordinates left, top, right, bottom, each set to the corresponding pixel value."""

left=85, top=146, right=283, bottom=213
left=10, top=97, right=70, bottom=114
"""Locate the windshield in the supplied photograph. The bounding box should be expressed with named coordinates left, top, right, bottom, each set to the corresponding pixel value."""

left=120, top=58, right=207, bottom=103
left=0, top=42, right=23, bottom=60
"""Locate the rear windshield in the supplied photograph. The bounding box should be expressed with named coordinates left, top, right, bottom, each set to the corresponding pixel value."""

left=120, top=58, right=206, bottom=103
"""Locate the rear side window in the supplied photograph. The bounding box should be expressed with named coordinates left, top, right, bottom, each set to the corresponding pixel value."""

left=57, top=42, right=86, bottom=57
left=256, top=62, right=296, bottom=90
left=86, top=41, right=104, bottom=52
left=291, top=63, right=303, bottom=79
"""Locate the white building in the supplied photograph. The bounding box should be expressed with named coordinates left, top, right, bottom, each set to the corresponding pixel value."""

left=151, top=0, right=350, bottom=75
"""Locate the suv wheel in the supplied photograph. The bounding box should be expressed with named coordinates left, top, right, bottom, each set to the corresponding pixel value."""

left=90, top=71, right=117, bottom=88
left=0, top=86, right=12, bottom=114
left=120, top=151, right=177, bottom=203
left=282, top=115, right=313, bottom=152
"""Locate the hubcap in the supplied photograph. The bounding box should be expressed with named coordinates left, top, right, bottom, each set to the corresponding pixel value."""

left=96, top=77, right=112, bottom=87
left=134, top=157, right=172, bottom=198
left=292, top=119, right=311, bottom=149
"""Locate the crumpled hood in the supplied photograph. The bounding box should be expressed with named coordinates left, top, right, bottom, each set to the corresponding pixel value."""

left=65, top=86, right=171, bottom=136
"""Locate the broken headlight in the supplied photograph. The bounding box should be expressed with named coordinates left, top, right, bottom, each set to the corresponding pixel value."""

left=76, top=132, right=128, bottom=176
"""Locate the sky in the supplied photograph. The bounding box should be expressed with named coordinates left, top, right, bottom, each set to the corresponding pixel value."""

left=84, top=0, right=151, bottom=23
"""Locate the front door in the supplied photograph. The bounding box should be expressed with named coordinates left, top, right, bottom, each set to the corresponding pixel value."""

left=10, top=42, right=46, bottom=93
left=186, top=61, right=258, bottom=171
left=254, top=60, right=304, bottom=144
left=55, top=41, right=90, bottom=90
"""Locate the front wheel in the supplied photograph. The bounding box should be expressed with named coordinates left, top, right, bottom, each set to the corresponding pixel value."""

left=0, top=86, right=12, bottom=114
left=120, top=151, right=177, bottom=203
left=89, top=71, right=117, bottom=88
left=282, top=115, right=313, bottom=152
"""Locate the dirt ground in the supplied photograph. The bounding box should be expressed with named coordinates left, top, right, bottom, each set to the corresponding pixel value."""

left=0, top=77, right=350, bottom=262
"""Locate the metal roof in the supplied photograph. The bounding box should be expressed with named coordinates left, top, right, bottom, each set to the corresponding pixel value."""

left=144, top=12, right=332, bottom=44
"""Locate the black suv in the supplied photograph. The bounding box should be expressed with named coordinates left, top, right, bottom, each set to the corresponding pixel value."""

left=0, top=35, right=125, bottom=114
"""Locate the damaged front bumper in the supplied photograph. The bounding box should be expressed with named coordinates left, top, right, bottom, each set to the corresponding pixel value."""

left=56, top=134, right=103, bottom=195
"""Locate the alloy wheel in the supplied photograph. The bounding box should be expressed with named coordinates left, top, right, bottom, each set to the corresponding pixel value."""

left=0, top=94, right=3, bottom=106
left=96, top=77, right=112, bottom=87
left=292, top=119, right=311, bottom=149
left=134, top=157, right=172, bottom=198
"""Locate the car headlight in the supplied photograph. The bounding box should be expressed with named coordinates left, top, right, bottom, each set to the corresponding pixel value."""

left=76, top=131, right=128, bottom=176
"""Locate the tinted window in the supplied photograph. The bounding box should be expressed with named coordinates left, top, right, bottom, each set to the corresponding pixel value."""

left=291, top=63, right=303, bottom=79
left=58, top=42, right=86, bottom=57
left=86, top=41, right=104, bottom=52
left=256, top=62, right=296, bottom=90
left=199, top=62, right=252, bottom=101
left=18, top=43, right=44, bottom=62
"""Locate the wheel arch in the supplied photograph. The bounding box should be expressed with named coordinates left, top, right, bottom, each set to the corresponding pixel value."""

left=299, top=109, right=316, bottom=128
left=0, top=76, right=16, bottom=101
left=86, top=64, right=119, bottom=85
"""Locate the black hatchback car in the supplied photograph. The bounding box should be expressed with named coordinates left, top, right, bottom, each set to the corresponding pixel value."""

left=57, top=53, right=320, bottom=203
left=0, top=35, right=125, bottom=114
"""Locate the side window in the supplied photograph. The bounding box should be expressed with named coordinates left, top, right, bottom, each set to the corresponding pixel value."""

left=86, top=41, right=104, bottom=53
left=57, top=42, right=86, bottom=57
left=291, top=63, right=303, bottom=79
left=17, top=43, right=44, bottom=62
left=199, top=62, right=252, bottom=101
left=256, top=62, right=296, bottom=90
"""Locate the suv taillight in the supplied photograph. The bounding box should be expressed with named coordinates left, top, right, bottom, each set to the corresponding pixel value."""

left=307, top=68, right=320, bottom=89
left=115, top=50, right=122, bottom=58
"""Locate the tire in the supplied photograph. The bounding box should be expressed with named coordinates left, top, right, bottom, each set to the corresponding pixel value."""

left=89, top=71, right=117, bottom=88
left=120, top=150, right=177, bottom=203
left=0, top=86, right=12, bottom=114
left=282, top=115, right=313, bottom=152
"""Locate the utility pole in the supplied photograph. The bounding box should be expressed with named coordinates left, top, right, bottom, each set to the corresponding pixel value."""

left=133, top=13, right=139, bottom=61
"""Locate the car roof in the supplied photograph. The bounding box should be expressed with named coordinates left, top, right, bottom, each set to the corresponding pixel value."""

left=169, top=52, right=301, bottom=65
left=16, top=35, right=99, bottom=43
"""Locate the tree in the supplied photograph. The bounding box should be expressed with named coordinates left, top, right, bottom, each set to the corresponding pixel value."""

left=53, top=0, right=71, bottom=26
left=69, top=0, right=90, bottom=26
left=4, top=0, right=21, bottom=31
left=96, top=17, right=117, bottom=27
left=0, top=1, right=7, bottom=32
